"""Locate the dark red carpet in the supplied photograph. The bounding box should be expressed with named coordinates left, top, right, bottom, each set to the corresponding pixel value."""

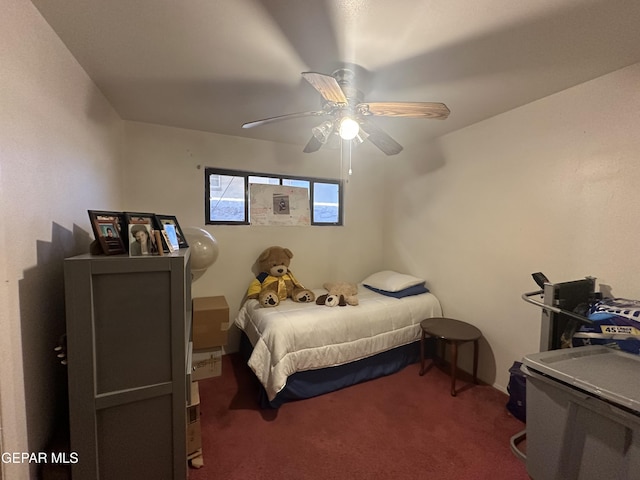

left=189, top=354, right=528, bottom=480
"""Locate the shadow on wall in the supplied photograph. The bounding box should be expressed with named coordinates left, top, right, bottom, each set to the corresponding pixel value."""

left=478, top=337, right=498, bottom=386
left=433, top=328, right=499, bottom=388
left=18, top=222, right=92, bottom=476
left=411, top=139, right=446, bottom=176
left=386, top=139, right=446, bottom=227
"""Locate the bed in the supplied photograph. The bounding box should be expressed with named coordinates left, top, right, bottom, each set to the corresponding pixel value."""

left=235, top=271, right=442, bottom=408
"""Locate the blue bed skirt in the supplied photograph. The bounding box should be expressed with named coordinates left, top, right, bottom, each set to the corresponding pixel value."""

left=240, top=332, right=422, bottom=409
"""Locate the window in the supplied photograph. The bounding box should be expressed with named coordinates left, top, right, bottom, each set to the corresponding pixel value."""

left=205, top=167, right=343, bottom=226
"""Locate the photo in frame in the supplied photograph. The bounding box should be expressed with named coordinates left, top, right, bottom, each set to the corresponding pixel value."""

left=124, top=212, right=160, bottom=256
left=163, top=224, right=179, bottom=251
left=87, top=210, right=126, bottom=255
left=128, top=223, right=159, bottom=256
left=154, top=214, right=189, bottom=249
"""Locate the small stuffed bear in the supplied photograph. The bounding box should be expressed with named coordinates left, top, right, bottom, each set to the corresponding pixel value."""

left=246, top=246, right=315, bottom=307
left=316, top=282, right=359, bottom=307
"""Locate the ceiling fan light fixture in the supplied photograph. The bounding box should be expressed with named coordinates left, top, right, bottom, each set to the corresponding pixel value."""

left=351, top=132, right=367, bottom=146
left=339, top=117, right=359, bottom=140
left=312, top=120, right=334, bottom=144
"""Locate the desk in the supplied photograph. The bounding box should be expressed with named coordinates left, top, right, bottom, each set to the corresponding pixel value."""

left=419, top=317, right=481, bottom=396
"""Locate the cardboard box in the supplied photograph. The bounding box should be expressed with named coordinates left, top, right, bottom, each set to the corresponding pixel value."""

left=192, top=347, right=222, bottom=381
left=187, top=381, right=202, bottom=455
left=193, top=296, right=229, bottom=349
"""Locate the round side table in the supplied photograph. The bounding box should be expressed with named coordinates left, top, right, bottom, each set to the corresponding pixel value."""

left=419, top=317, right=482, bottom=396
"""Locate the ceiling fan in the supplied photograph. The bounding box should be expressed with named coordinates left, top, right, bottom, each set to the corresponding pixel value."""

left=242, top=68, right=450, bottom=156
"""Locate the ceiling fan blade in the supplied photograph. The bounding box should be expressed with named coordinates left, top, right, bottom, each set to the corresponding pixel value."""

left=242, top=110, right=325, bottom=129
left=301, top=72, right=348, bottom=104
left=360, top=102, right=450, bottom=120
left=303, top=135, right=323, bottom=153
left=360, top=120, right=403, bottom=156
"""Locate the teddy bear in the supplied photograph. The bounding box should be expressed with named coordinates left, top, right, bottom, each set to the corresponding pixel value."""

left=315, top=282, right=359, bottom=307
left=246, top=246, right=316, bottom=307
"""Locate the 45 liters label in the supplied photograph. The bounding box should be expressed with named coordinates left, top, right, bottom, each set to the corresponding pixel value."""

left=600, top=325, right=640, bottom=335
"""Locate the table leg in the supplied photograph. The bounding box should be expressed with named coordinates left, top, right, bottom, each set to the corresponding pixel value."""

left=450, top=341, right=458, bottom=396
left=473, top=339, right=479, bottom=384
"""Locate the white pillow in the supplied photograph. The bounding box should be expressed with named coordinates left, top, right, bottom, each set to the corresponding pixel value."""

left=361, top=270, right=425, bottom=293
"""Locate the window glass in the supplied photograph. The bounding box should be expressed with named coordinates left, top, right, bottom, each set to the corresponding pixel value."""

left=313, top=182, right=340, bottom=224
left=249, top=176, right=279, bottom=185
left=283, top=178, right=310, bottom=190
left=209, top=174, right=245, bottom=222
left=205, top=168, right=341, bottom=226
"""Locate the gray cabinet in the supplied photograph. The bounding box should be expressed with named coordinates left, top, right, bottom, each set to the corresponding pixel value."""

left=64, top=250, right=191, bottom=480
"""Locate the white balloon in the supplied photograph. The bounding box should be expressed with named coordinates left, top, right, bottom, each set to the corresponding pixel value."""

left=183, top=227, right=219, bottom=273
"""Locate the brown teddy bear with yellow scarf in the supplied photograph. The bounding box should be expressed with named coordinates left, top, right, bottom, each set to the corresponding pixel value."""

left=246, top=246, right=315, bottom=307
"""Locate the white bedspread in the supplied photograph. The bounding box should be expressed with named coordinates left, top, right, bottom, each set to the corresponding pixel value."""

left=235, top=286, right=442, bottom=400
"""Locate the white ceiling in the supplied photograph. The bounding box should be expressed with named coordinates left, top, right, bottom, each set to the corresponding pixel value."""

left=31, top=0, right=640, bottom=154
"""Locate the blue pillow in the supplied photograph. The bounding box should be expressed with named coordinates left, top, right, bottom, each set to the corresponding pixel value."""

left=364, top=283, right=429, bottom=298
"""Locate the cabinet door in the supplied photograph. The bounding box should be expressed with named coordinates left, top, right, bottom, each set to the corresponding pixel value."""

left=93, top=270, right=172, bottom=393
left=65, top=252, right=189, bottom=480
left=97, top=395, right=174, bottom=478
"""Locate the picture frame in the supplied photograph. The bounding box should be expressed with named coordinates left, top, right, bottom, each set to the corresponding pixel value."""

left=87, top=210, right=126, bottom=255
left=123, top=212, right=160, bottom=256
left=123, top=211, right=157, bottom=227
left=161, top=229, right=177, bottom=253
left=162, top=224, right=179, bottom=252
left=154, top=214, right=189, bottom=249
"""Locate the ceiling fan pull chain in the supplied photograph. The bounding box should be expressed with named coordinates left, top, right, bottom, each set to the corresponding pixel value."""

left=340, top=137, right=345, bottom=183
left=348, top=141, right=353, bottom=176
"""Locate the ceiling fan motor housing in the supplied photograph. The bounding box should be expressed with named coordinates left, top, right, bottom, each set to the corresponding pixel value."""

left=331, top=68, right=364, bottom=111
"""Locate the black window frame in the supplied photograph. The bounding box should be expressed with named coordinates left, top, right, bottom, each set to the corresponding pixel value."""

left=204, top=167, right=343, bottom=226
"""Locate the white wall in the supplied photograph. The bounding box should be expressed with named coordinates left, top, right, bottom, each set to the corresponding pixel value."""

left=0, top=1, right=123, bottom=478
left=121, top=121, right=388, bottom=351
left=6, top=2, right=640, bottom=473
left=384, top=63, right=640, bottom=392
